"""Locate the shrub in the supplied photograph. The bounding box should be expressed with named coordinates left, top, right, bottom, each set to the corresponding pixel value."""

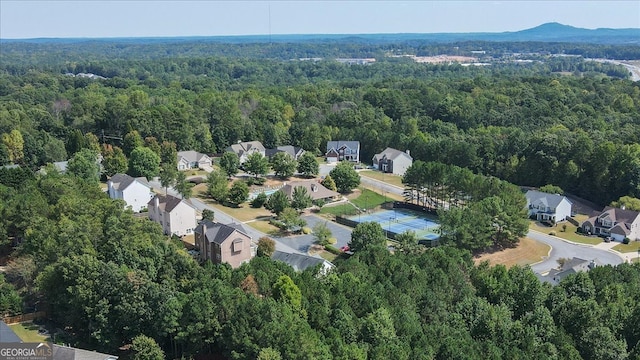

left=623, top=237, right=630, bottom=244
left=324, top=245, right=342, bottom=255
left=251, top=192, right=268, bottom=208
left=562, top=224, right=567, bottom=232
left=549, top=231, right=557, bottom=236
left=328, top=237, right=337, bottom=244
left=302, top=227, right=312, bottom=234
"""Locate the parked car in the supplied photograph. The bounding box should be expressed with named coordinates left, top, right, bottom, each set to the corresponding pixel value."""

left=604, top=236, right=612, bottom=243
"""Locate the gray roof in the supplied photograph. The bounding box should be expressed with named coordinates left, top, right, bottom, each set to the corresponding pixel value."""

left=227, top=141, right=266, bottom=156
left=279, top=180, right=339, bottom=201
left=525, top=190, right=571, bottom=209
left=52, top=344, right=118, bottom=360
left=53, top=161, right=68, bottom=173
left=0, top=320, right=22, bottom=342
left=598, top=206, right=640, bottom=224
left=0, top=164, right=20, bottom=170
left=537, top=257, right=601, bottom=285
left=148, top=194, right=195, bottom=213
left=326, top=141, right=360, bottom=152
left=195, top=220, right=250, bottom=245
left=372, top=147, right=412, bottom=162
left=177, top=150, right=209, bottom=163
left=265, top=146, right=304, bottom=159
left=109, top=173, right=150, bottom=191
left=271, top=251, right=333, bottom=272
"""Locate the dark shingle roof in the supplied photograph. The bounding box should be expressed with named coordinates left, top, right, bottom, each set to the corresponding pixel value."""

left=271, top=251, right=331, bottom=272
left=599, top=206, right=640, bottom=224
left=195, top=220, right=250, bottom=245
left=109, top=173, right=150, bottom=191
left=148, top=194, right=193, bottom=212
left=326, top=141, right=359, bottom=152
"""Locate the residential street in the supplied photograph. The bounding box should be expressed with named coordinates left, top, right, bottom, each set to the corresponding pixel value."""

left=528, top=230, right=624, bottom=274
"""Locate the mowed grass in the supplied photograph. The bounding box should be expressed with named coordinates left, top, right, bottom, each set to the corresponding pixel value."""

left=474, top=237, right=551, bottom=268
left=246, top=219, right=280, bottom=235
left=360, top=171, right=404, bottom=187
left=320, top=203, right=358, bottom=216
left=351, top=188, right=390, bottom=209
left=529, top=220, right=602, bottom=245
left=9, top=322, right=49, bottom=342
left=209, top=203, right=273, bottom=222
left=613, top=241, right=640, bottom=253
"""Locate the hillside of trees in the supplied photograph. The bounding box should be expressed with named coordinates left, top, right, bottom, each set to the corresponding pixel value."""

left=1, top=50, right=638, bottom=206
left=1, top=41, right=639, bottom=359
left=1, top=169, right=640, bottom=359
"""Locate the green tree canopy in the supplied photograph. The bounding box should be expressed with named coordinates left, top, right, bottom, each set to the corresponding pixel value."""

left=610, top=196, right=640, bottom=211
left=101, top=145, right=128, bottom=177
left=291, top=186, right=313, bottom=211
left=207, top=169, right=229, bottom=203
left=329, top=162, right=360, bottom=193
left=244, top=152, right=270, bottom=178
left=257, top=236, right=276, bottom=257
left=270, top=152, right=297, bottom=179
left=349, top=221, right=386, bottom=252
left=297, top=152, right=319, bottom=178
left=266, top=190, right=290, bottom=215
left=67, top=149, right=100, bottom=183
left=220, top=152, right=240, bottom=178
left=128, top=146, right=161, bottom=179
left=227, top=181, right=249, bottom=206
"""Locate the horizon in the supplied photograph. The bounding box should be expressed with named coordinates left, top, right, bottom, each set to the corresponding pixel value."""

left=1, top=22, right=639, bottom=41
left=1, top=1, right=639, bottom=40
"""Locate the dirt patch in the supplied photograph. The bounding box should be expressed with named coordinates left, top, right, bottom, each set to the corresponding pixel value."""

left=474, top=237, right=550, bottom=268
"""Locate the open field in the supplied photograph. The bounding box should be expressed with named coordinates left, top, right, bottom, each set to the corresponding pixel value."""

left=320, top=203, right=358, bottom=217
left=9, top=322, right=50, bottom=342
left=246, top=219, right=280, bottom=235
left=360, top=171, right=404, bottom=187
left=613, top=241, right=640, bottom=253
left=474, top=237, right=551, bottom=268
left=529, top=219, right=602, bottom=245
left=351, top=188, right=389, bottom=209
left=209, top=203, right=273, bottom=222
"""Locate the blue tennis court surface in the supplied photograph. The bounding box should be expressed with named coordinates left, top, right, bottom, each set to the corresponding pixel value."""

left=349, top=209, right=440, bottom=241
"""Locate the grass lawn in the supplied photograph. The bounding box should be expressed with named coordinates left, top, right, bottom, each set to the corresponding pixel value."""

left=360, top=170, right=404, bottom=187
left=246, top=219, right=281, bottom=236
left=209, top=203, right=273, bottom=222
left=351, top=188, right=390, bottom=210
left=529, top=220, right=602, bottom=245
left=318, top=251, right=339, bottom=262
left=632, top=257, right=640, bottom=264
left=474, top=237, right=551, bottom=268
left=320, top=203, right=358, bottom=217
left=613, top=241, right=640, bottom=253
left=9, top=322, right=50, bottom=342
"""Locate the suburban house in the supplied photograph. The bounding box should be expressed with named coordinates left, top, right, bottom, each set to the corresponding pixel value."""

left=52, top=344, right=119, bottom=360
left=371, top=147, right=413, bottom=176
left=265, top=145, right=305, bottom=160
left=226, top=141, right=266, bottom=163
left=194, top=220, right=254, bottom=268
left=581, top=206, right=640, bottom=241
left=177, top=150, right=212, bottom=171
left=325, top=141, right=360, bottom=163
left=279, top=180, right=340, bottom=203
left=525, top=190, right=573, bottom=222
left=536, top=257, right=601, bottom=285
left=147, top=194, right=198, bottom=237
left=271, top=250, right=334, bottom=275
left=107, top=173, right=154, bottom=213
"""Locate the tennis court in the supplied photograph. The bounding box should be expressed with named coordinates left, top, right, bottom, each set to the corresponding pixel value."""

left=348, top=209, right=440, bottom=241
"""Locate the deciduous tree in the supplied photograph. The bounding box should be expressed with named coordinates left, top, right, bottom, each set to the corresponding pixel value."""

left=220, top=152, right=240, bottom=178
left=128, top=146, right=161, bottom=179
left=329, top=162, right=360, bottom=193
left=270, top=152, right=297, bottom=179
left=297, top=151, right=319, bottom=178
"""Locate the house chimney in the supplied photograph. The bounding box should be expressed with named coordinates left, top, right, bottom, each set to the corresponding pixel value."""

left=621, top=205, right=626, bottom=210
left=154, top=196, right=159, bottom=208
left=406, top=149, right=411, bottom=156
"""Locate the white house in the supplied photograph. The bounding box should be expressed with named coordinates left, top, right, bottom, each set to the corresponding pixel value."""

left=177, top=151, right=212, bottom=171
left=147, top=194, right=198, bottom=237
left=582, top=207, right=640, bottom=241
left=525, top=190, right=573, bottom=222
left=371, top=147, right=413, bottom=176
left=326, top=141, right=360, bottom=163
left=226, top=141, right=266, bottom=164
left=107, top=173, right=154, bottom=213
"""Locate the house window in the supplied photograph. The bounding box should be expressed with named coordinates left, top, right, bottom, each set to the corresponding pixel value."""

left=232, top=239, right=243, bottom=253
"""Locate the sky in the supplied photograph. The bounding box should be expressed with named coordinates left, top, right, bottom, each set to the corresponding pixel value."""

left=1, top=1, right=639, bottom=39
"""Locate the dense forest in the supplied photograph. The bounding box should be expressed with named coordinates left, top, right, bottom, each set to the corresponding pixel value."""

left=1, top=47, right=638, bottom=205
left=1, top=170, right=640, bottom=359
left=1, top=40, right=640, bottom=359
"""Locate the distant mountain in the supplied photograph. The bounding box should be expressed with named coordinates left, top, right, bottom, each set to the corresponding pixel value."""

left=1, top=23, right=638, bottom=45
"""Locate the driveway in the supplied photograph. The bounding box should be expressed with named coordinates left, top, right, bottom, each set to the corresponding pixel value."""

left=273, top=214, right=353, bottom=253
left=528, top=230, right=624, bottom=274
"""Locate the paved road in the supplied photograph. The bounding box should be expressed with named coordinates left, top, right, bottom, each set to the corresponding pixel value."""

left=274, top=214, right=353, bottom=253
left=528, top=230, right=624, bottom=274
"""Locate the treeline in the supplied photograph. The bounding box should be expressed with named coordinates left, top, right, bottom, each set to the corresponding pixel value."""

left=2, top=39, right=639, bottom=64
left=1, top=169, right=640, bottom=359
left=2, top=58, right=638, bottom=205
left=403, top=160, right=529, bottom=251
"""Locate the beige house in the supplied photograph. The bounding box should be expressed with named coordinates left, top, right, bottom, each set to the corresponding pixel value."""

left=194, top=220, right=254, bottom=268
left=147, top=194, right=198, bottom=237
left=177, top=151, right=212, bottom=171
left=226, top=141, right=266, bottom=163
left=371, top=147, right=413, bottom=176
left=279, top=180, right=340, bottom=203
left=582, top=206, right=640, bottom=241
